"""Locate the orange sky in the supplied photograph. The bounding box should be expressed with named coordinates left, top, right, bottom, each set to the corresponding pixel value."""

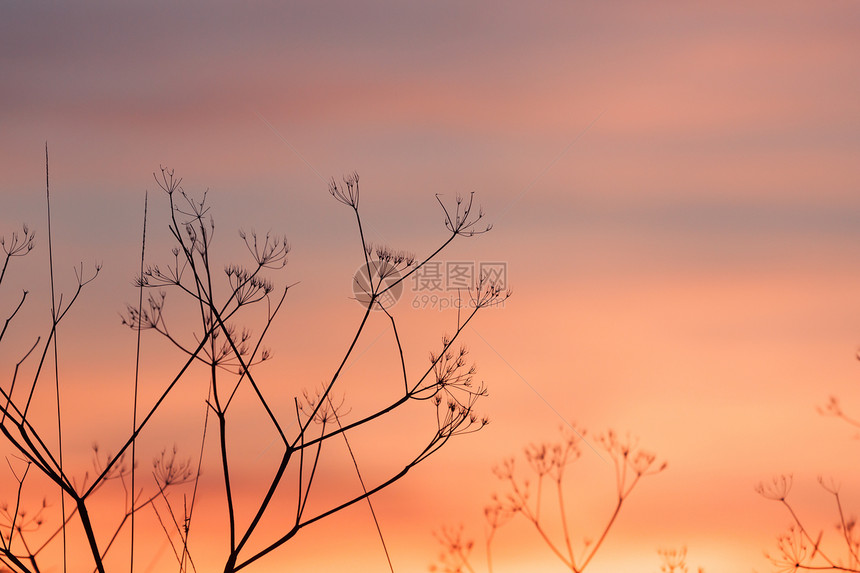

left=2, top=2, right=860, bottom=572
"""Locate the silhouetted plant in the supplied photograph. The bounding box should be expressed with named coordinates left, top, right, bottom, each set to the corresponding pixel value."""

left=0, top=163, right=508, bottom=572
left=656, top=546, right=704, bottom=573
left=430, top=427, right=666, bottom=573
left=759, top=472, right=860, bottom=570
left=758, top=360, right=860, bottom=573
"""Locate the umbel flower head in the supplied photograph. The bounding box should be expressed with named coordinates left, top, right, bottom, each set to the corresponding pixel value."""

left=329, top=172, right=360, bottom=208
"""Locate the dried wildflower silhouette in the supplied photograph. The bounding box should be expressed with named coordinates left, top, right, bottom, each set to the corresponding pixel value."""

left=350, top=245, right=415, bottom=310
left=657, top=546, right=704, bottom=573
left=0, top=161, right=506, bottom=573
left=758, top=353, right=860, bottom=573
left=759, top=473, right=860, bottom=573
left=431, top=427, right=666, bottom=573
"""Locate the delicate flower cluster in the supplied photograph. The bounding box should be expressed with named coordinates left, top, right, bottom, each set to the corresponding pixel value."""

left=455, top=427, right=667, bottom=573
left=225, top=264, right=274, bottom=305
left=756, top=474, right=792, bottom=502
left=0, top=494, right=47, bottom=539
left=437, top=192, right=492, bottom=237
left=759, top=472, right=860, bottom=573
left=524, top=430, right=583, bottom=482
left=471, top=273, right=512, bottom=309
left=360, top=244, right=416, bottom=287
left=488, top=458, right=527, bottom=516
left=70, top=444, right=135, bottom=494
left=205, top=320, right=270, bottom=369
left=0, top=224, right=35, bottom=258
left=153, top=445, right=195, bottom=489
left=418, top=336, right=488, bottom=439
left=238, top=229, right=289, bottom=269
left=329, top=172, right=360, bottom=208
left=370, top=244, right=416, bottom=275
left=298, top=386, right=350, bottom=426
left=121, top=291, right=167, bottom=331
left=433, top=390, right=488, bottom=439
left=817, top=394, right=860, bottom=432
left=429, top=525, right=475, bottom=573
left=658, top=546, right=705, bottom=573
left=598, top=429, right=667, bottom=498
left=154, top=166, right=182, bottom=197
left=137, top=248, right=186, bottom=287
left=483, top=498, right=514, bottom=531
left=430, top=341, right=477, bottom=392
left=765, top=525, right=810, bottom=573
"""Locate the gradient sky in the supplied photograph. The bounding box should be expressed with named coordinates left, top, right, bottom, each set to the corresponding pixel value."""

left=2, top=1, right=860, bottom=572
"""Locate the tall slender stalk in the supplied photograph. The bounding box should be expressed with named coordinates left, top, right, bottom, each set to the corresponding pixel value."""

left=131, top=191, right=148, bottom=572
left=45, top=143, right=68, bottom=573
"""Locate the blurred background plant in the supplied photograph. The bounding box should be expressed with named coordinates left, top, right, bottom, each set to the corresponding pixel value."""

left=430, top=426, right=668, bottom=573
left=656, top=546, right=704, bottom=573
left=758, top=378, right=860, bottom=573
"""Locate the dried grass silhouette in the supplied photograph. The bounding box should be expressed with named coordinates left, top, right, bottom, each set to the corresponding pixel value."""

left=758, top=380, right=860, bottom=573
left=430, top=426, right=670, bottom=573
left=0, top=156, right=509, bottom=572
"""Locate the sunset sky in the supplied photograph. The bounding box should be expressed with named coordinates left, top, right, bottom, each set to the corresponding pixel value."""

left=2, top=2, right=860, bottom=572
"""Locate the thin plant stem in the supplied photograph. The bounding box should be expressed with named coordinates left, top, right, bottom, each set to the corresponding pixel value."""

left=45, top=143, right=68, bottom=573
left=131, top=190, right=148, bottom=572
left=328, top=395, right=394, bottom=573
